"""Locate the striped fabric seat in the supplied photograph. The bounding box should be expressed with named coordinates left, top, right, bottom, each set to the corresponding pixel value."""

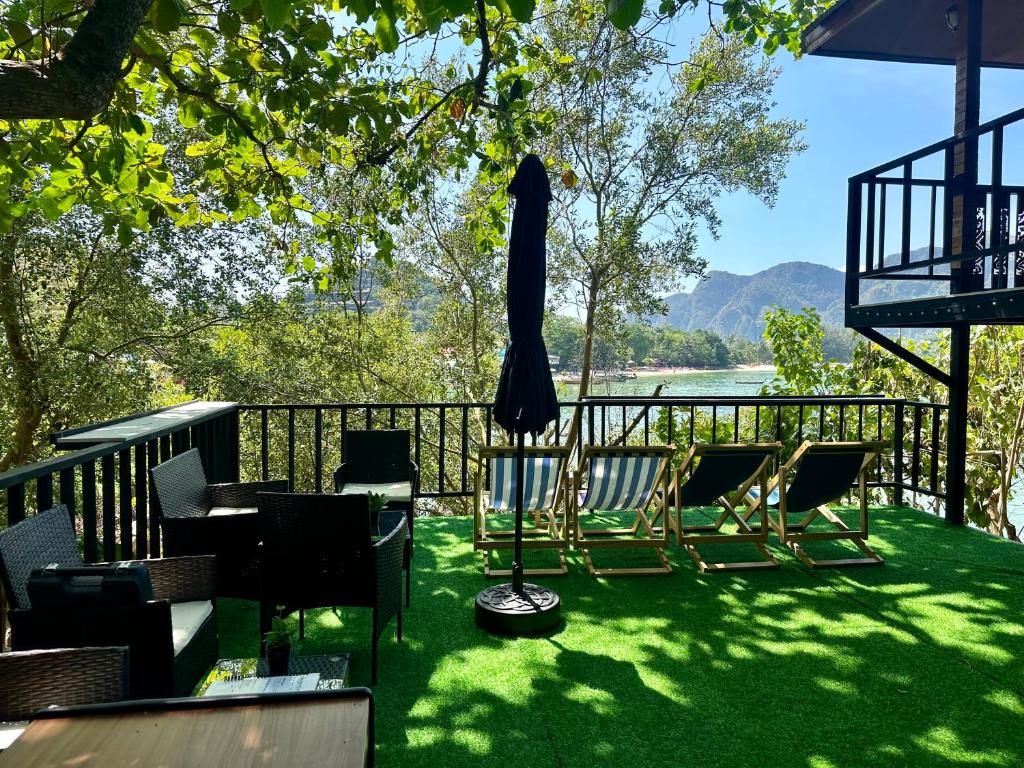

left=580, top=454, right=662, bottom=511
left=489, top=455, right=563, bottom=512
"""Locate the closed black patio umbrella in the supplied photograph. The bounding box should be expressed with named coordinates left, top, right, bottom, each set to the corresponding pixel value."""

left=475, top=154, right=561, bottom=636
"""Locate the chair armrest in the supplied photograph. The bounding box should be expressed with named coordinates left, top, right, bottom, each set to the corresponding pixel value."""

left=333, top=463, right=347, bottom=493
left=0, top=647, right=129, bottom=721
left=372, top=517, right=406, bottom=634
left=132, top=555, right=217, bottom=603
left=409, top=460, right=419, bottom=494
left=210, top=480, right=288, bottom=507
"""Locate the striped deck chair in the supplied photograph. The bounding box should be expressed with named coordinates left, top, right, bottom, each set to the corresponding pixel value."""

left=745, top=440, right=888, bottom=568
left=670, top=443, right=782, bottom=573
left=473, top=446, right=571, bottom=577
left=572, top=445, right=674, bottom=576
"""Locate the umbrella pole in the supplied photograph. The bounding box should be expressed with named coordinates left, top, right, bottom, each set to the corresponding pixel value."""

left=512, top=429, right=525, bottom=595
left=473, top=425, right=561, bottom=636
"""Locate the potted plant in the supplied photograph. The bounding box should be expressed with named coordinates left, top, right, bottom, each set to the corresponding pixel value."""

left=368, top=491, right=387, bottom=534
left=264, top=610, right=292, bottom=676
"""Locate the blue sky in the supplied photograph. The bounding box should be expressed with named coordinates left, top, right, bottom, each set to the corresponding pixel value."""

left=697, top=52, right=1024, bottom=277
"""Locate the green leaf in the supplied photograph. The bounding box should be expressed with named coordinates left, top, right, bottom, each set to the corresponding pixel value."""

left=355, top=114, right=373, bottom=139
left=260, top=0, right=290, bottom=31
left=152, top=0, right=183, bottom=34
left=374, top=14, right=399, bottom=53
left=607, top=0, right=642, bottom=30
left=117, top=222, right=134, bottom=247
left=217, top=11, right=242, bottom=38
left=414, top=0, right=446, bottom=33
left=349, top=0, right=376, bottom=22
left=5, top=18, right=32, bottom=50
left=503, top=0, right=535, bottom=23
left=127, top=113, right=146, bottom=134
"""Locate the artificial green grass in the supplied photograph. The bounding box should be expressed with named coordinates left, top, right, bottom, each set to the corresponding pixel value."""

left=217, top=506, right=1024, bottom=767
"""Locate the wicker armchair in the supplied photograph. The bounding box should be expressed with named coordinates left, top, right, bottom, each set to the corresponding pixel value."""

left=0, top=506, right=218, bottom=700
left=150, top=448, right=287, bottom=598
left=257, top=492, right=405, bottom=685
left=0, top=646, right=129, bottom=722
left=334, top=429, right=417, bottom=606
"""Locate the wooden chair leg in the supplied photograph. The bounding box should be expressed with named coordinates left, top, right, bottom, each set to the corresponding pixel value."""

left=683, top=542, right=779, bottom=572
left=786, top=537, right=884, bottom=568
left=583, top=547, right=672, bottom=577
left=483, top=550, right=568, bottom=577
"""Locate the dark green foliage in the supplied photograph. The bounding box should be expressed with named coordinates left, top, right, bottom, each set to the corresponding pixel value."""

left=544, top=316, right=768, bottom=371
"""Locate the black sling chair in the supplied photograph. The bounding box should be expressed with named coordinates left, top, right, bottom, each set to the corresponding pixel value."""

left=745, top=441, right=888, bottom=568
left=668, top=443, right=782, bottom=572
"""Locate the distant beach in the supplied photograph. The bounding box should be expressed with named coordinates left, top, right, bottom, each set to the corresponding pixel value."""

left=628, top=363, right=776, bottom=378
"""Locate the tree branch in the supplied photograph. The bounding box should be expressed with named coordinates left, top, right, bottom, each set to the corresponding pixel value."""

left=0, top=0, right=153, bottom=120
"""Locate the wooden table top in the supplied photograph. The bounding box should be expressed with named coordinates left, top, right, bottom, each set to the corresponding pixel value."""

left=0, top=691, right=371, bottom=768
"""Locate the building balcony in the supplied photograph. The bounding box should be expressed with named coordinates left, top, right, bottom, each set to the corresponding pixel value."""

left=845, top=106, right=1024, bottom=328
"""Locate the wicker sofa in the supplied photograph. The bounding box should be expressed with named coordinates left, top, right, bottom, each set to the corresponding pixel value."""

left=0, top=506, right=217, bottom=699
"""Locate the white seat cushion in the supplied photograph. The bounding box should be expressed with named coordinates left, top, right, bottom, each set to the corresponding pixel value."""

left=0, top=722, right=27, bottom=751
left=170, top=600, right=214, bottom=657
left=207, top=506, right=257, bottom=517
left=339, top=482, right=412, bottom=502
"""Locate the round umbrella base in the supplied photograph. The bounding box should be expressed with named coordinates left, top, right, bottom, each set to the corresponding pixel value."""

left=475, top=582, right=561, bottom=636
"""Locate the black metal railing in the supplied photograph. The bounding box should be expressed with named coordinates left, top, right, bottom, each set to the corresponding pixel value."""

left=0, top=396, right=949, bottom=566
left=236, top=396, right=947, bottom=506
left=846, top=105, right=1024, bottom=311
left=0, top=403, right=239, bottom=562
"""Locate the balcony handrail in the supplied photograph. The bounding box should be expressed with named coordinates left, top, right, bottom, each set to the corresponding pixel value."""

left=860, top=240, right=1023, bottom=279
left=241, top=395, right=899, bottom=409
left=0, top=404, right=237, bottom=491
left=850, top=103, right=1024, bottom=182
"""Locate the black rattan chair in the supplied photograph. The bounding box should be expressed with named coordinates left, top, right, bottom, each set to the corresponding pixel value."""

left=0, top=646, right=130, bottom=725
left=334, top=429, right=417, bottom=606
left=150, top=448, right=287, bottom=598
left=257, top=492, right=405, bottom=685
left=0, top=506, right=218, bottom=699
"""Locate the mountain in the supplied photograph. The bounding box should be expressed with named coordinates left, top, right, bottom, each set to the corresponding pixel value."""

left=658, top=249, right=943, bottom=340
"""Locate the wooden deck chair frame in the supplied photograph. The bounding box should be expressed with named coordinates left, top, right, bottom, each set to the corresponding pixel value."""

left=670, top=442, right=782, bottom=573
left=745, top=440, right=888, bottom=569
left=473, top=445, right=571, bottom=577
left=572, top=444, right=674, bottom=576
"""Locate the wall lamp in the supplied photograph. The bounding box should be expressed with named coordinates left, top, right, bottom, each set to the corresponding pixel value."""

left=945, top=3, right=959, bottom=33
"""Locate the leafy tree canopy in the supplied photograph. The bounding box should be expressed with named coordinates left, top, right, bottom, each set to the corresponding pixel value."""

left=0, top=0, right=834, bottom=284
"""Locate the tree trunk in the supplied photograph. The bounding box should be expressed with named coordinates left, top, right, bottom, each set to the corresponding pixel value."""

left=0, top=0, right=152, bottom=119
left=0, top=238, right=46, bottom=471
left=577, top=274, right=601, bottom=401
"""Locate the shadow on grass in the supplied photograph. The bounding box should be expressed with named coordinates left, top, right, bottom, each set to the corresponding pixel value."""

left=218, top=507, right=1024, bottom=768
